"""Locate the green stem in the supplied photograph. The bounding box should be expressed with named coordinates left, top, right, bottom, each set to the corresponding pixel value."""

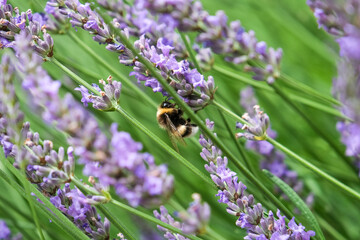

left=21, top=166, right=45, bottom=240
left=179, top=32, right=203, bottom=74
left=97, top=205, right=136, bottom=240
left=51, top=57, right=99, bottom=94
left=213, top=65, right=349, bottom=120
left=279, top=73, right=341, bottom=106
left=317, top=216, right=347, bottom=240
left=71, top=178, right=136, bottom=240
left=289, top=94, right=351, bottom=122
left=218, top=109, right=255, bottom=174
left=51, top=56, right=215, bottom=188
left=213, top=65, right=272, bottom=91
left=168, top=199, right=224, bottom=240
left=214, top=100, right=360, bottom=200
left=111, top=199, right=203, bottom=240
left=68, top=31, right=158, bottom=108
left=54, top=55, right=135, bottom=98
left=206, top=226, right=226, bottom=240
left=97, top=10, right=293, bottom=218
left=212, top=101, right=247, bottom=125
left=71, top=179, right=202, bottom=240
left=0, top=155, right=90, bottom=240
left=271, top=82, right=355, bottom=172
left=266, top=137, right=360, bottom=200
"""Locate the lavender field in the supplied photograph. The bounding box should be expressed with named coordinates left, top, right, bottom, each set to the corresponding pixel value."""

left=0, top=0, right=359, bottom=239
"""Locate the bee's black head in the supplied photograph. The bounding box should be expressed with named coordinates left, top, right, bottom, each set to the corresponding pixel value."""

left=161, top=101, right=174, bottom=108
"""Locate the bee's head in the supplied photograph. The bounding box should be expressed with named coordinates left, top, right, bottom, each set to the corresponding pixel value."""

left=161, top=101, right=175, bottom=109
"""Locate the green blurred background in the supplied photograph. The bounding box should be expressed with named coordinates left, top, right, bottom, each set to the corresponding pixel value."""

left=1, top=0, right=359, bottom=239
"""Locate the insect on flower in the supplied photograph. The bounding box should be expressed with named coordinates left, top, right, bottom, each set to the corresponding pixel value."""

left=157, top=101, right=199, bottom=151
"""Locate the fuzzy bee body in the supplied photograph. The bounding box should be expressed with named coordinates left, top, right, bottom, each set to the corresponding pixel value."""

left=157, top=101, right=199, bottom=149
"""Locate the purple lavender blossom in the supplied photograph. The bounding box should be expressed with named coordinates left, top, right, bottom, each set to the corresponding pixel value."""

left=129, top=0, right=282, bottom=83
left=154, top=194, right=210, bottom=239
left=50, top=0, right=216, bottom=111
left=199, top=119, right=315, bottom=239
left=0, top=220, right=22, bottom=240
left=75, top=76, right=122, bottom=111
left=0, top=52, right=75, bottom=196
left=44, top=0, right=70, bottom=33
left=50, top=184, right=110, bottom=240
left=0, top=1, right=54, bottom=57
left=235, top=105, right=270, bottom=141
left=14, top=30, right=174, bottom=207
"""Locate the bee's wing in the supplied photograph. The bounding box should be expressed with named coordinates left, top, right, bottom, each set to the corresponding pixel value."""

left=164, top=113, right=187, bottom=151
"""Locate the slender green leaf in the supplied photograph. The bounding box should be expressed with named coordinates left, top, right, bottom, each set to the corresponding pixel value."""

left=0, top=152, right=90, bottom=240
left=263, top=169, right=325, bottom=240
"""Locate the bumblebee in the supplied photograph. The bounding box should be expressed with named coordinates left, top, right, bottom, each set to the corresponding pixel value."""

left=157, top=101, right=198, bottom=150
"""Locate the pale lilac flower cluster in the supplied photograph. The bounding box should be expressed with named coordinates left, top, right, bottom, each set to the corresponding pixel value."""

left=23, top=135, right=75, bottom=196
left=0, top=51, right=107, bottom=239
left=0, top=53, right=74, bottom=196
left=0, top=0, right=54, bottom=57
left=308, top=0, right=360, bottom=173
left=14, top=30, right=174, bottom=207
left=239, top=87, right=313, bottom=205
left=50, top=183, right=110, bottom=240
left=48, top=0, right=216, bottom=110
left=133, top=0, right=282, bottom=83
left=199, top=119, right=315, bottom=239
left=235, top=105, right=270, bottom=141
left=307, top=0, right=353, bottom=36
left=43, top=0, right=70, bottom=33
left=76, top=75, right=122, bottom=111
left=131, top=36, right=216, bottom=110
left=97, top=0, right=214, bottom=71
left=154, top=193, right=210, bottom=239
left=0, top=220, right=22, bottom=240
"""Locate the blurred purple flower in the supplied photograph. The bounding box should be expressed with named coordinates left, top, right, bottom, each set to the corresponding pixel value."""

left=154, top=194, right=210, bottom=239
left=309, top=0, right=360, bottom=174
left=0, top=220, right=22, bottom=240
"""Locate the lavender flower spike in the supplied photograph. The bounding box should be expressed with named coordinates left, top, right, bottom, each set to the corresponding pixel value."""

left=236, top=105, right=270, bottom=141
left=50, top=183, right=110, bottom=240
left=134, top=0, right=282, bottom=82
left=199, top=119, right=315, bottom=239
left=75, top=75, right=122, bottom=111
left=0, top=53, right=75, bottom=196
left=0, top=0, right=54, bottom=57
left=50, top=1, right=216, bottom=111
left=154, top=193, right=210, bottom=239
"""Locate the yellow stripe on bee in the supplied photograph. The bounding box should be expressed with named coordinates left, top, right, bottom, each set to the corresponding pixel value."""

left=156, top=108, right=176, bottom=118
